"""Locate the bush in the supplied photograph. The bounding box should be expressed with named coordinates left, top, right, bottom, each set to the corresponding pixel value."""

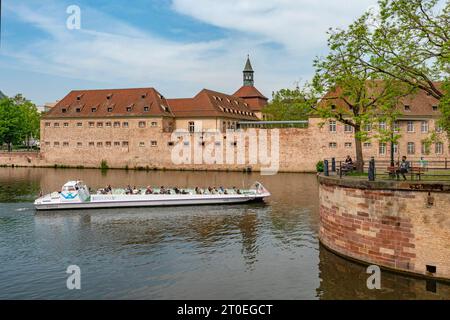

left=100, top=159, right=109, bottom=170
left=316, top=160, right=324, bottom=172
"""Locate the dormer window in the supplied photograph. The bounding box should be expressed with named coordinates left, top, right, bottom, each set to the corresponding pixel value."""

left=62, top=108, right=67, bottom=113
left=432, top=105, right=438, bottom=111
left=106, top=94, right=113, bottom=100
left=144, top=106, right=149, bottom=112
left=76, top=108, right=81, bottom=113
left=107, top=107, right=113, bottom=112
left=76, top=95, right=82, bottom=101
left=91, top=107, right=97, bottom=112
left=126, top=107, right=132, bottom=112
left=141, top=93, right=147, bottom=99
left=404, top=105, right=411, bottom=111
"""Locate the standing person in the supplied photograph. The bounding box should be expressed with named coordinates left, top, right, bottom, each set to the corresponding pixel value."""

left=396, top=156, right=410, bottom=180
left=419, top=156, right=428, bottom=169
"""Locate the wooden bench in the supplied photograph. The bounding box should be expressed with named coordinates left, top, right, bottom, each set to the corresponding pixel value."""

left=410, top=166, right=427, bottom=180
left=337, top=164, right=355, bottom=176
left=385, top=166, right=427, bottom=180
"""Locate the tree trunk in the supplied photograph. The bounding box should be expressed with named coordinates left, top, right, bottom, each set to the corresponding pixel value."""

left=354, top=126, right=364, bottom=173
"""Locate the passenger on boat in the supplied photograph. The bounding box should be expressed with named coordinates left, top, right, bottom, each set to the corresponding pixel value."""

left=125, top=185, right=132, bottom=194
left=132, top=186, right=140, bottom=194
left=160, top=186, right=166, bottom=194
left=195, top=187, right=202, bottom=194
left=145, top=186, right=153, bottom=194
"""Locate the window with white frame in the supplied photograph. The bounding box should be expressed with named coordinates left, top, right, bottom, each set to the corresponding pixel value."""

left=421, top=121, right=429, bottom=133
left=393, top=121, right=400, bottom=132
left=188, top=121, right=195, bottom=133
left=364, top=123, right=372, bottom=132
left=344, top=124, right=353, bottom=133
left=393, top=143, right=399, bottom=154
left=407, top=121, right=414, bottom=132
left=329, top=142, right=337, bottom=148
left=435, top=142, right=443, bottom=154
left=379, top=121, right=386, bottom=131
left=421, top=142, right=429, bottom=155
left=407, top=142, right=415, bottom=154
left=344, top=142, right=352, bottom=148
left=379, top=143, right=386, bottom=155
left=329, top=120, right=336, bottom=132
left=363, top=142, right=372, bottom=148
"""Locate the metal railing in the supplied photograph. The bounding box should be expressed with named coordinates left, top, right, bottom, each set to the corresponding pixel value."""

left=323, top=157, right=450, bottom=181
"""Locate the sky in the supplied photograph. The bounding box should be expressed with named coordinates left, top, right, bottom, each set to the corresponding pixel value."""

left=0, top=0, right=378, bottom=105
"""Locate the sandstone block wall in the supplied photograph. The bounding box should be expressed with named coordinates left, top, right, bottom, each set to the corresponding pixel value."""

left=318, top=176, right=450, bottom=280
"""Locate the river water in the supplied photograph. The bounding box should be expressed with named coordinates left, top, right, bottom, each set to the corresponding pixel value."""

left=0, top=167, right=448, bottom=299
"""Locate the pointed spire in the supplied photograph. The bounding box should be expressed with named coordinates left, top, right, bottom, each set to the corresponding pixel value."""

left=244, top=54, right=254, bottom=72
left=243, top=55, right=254, bottom=86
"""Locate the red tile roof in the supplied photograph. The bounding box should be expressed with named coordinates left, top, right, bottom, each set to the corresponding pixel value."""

left=233, top=85, right=268, bottom=99
left=232, top=85, right=268, bottom=111
left=167, top=89, right=258, bottom=120
left=43, top=88, right=174, bottom=118
left=318, top=81, right=443, bottom=118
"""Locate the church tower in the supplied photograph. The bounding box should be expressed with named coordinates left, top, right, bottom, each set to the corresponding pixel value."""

left=243, top=55, right=254, bottom=86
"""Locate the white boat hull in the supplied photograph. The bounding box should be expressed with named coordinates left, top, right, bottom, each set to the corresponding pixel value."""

left=34, top=193, right=269, bottom=211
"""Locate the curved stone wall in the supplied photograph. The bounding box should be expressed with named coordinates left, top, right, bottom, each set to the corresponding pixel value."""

left=318, top=176, right=450, bottom=281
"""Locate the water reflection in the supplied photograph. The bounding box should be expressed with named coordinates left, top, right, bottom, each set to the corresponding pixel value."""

left=0, top=167, right=449, bottom=299
left=317, top=245, right=450, bottom=299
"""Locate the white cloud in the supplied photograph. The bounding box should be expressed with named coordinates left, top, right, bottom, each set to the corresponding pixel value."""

left=171, top=0, right=378, bottom=53
left=1, top=0, right=378, bottom=103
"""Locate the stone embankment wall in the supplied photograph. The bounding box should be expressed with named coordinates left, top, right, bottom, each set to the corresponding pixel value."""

left=1, top=117, right=449, bottom=172
left=318, top=175, right=450, bottom=281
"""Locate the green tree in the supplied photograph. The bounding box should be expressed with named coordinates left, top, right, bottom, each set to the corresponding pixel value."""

left=334, top=0, right=449, bottom=132
left=263, top=88, right=311, bottom=121
left=20, top=100, right=41, bottom=149
left=0, top=95, right=40, bottom=151
left=304, top=25, right=413, bottom=172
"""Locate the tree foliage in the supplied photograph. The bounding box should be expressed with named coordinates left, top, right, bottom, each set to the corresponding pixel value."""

left=263, top=88, right=312, bottom=120
left=334, top=0, right=449, bottom=131
left=0, top=94, right=40, bottom=151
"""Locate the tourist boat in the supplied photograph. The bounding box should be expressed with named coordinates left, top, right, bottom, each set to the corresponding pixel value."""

left=34, top=181, right=270, bottom=211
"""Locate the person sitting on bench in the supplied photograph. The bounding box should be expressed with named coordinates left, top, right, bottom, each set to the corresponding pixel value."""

left=343, top=155, right=354, bottom=171
left=396, top=156, right=410, bottom=180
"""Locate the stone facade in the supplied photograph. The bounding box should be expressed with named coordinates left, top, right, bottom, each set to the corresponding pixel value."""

left=318, top=176, right=450, bottom=280
left=2, top=117, right=449, bottom=172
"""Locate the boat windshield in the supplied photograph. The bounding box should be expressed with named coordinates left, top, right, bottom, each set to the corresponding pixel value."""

left=62, top=186, right=77, bottom=192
